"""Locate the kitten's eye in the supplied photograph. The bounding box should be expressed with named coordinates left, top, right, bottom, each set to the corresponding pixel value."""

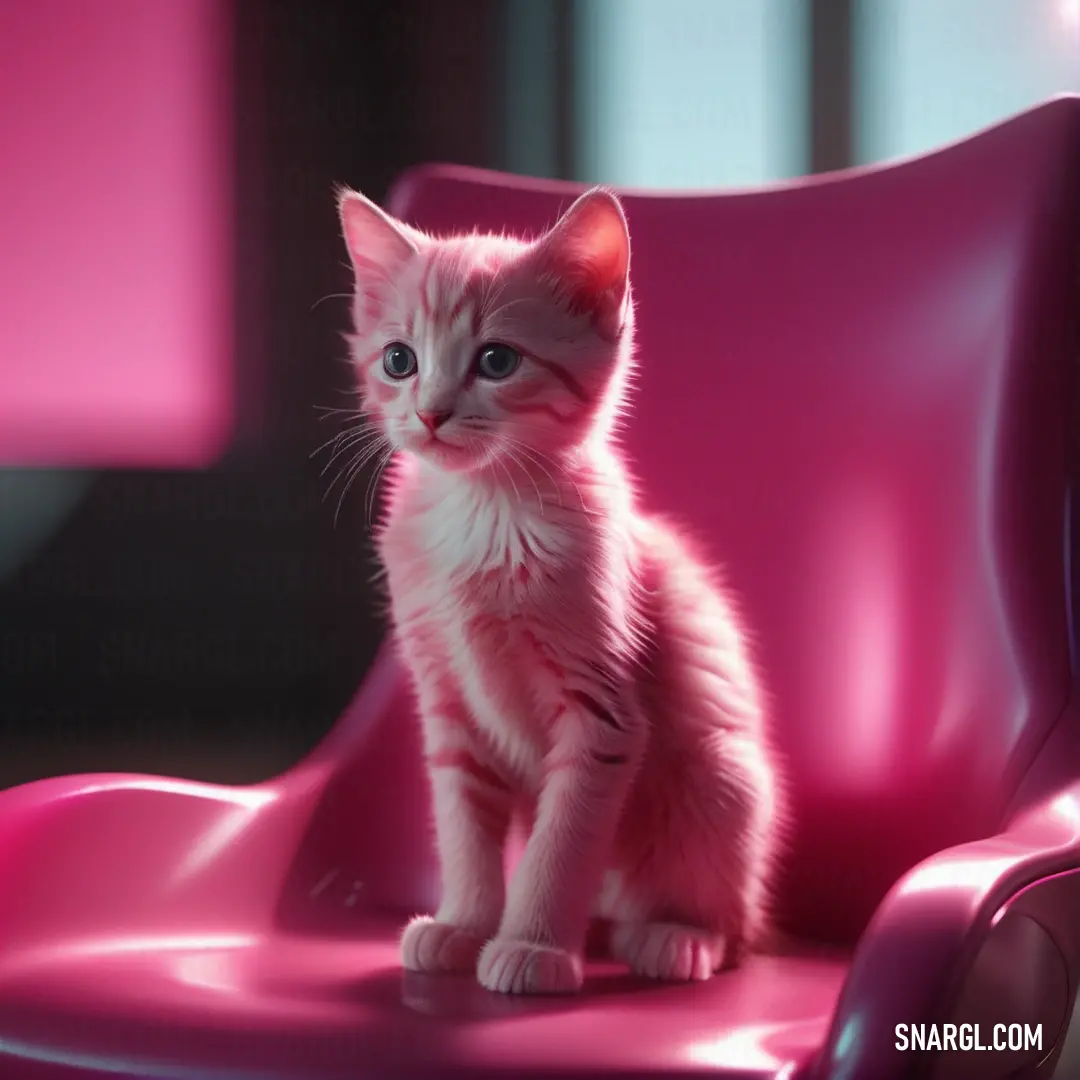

left=476, top=344, right=521, bottom=380
left=382, top=343, right=417, bottom=380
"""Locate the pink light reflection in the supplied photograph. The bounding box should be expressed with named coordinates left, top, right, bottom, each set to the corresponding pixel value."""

left=685, top=1023, right=786, bottom=1072
left=896, top=855, right=1019, bottom=898
left=810, top=480, right=902, bottom=787
left=0, top=0, right=233, bottom=467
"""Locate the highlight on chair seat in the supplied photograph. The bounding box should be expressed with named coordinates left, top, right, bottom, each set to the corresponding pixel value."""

left=0, top=96, right=1078, bottom=1080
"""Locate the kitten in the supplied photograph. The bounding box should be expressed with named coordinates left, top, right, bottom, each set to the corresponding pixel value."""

left=337, top=184, right=782, bottom=995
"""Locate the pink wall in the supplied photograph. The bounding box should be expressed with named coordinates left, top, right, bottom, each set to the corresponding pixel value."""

left=0, top=0, right=233, bottom=467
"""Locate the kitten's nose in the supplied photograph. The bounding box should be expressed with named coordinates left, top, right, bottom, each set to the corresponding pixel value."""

left=416, top=408, right=453, bottom=434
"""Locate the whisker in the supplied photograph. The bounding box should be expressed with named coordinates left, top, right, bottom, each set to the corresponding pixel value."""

left=310, top=291, right=353, bottom=312
left=323, top=437, right=386, bottom=501
left=498, top=441, right=544, bottom=516
left=334, top=455, right=371, bottom=526
left=309, top=421, right=375, bottom=461
left=533, top=447, right=600, bottom=517
left=311, top=427, right=377, bottom=466
left=323, top=450, right=364, bottom=504
left=361, top=448, right=387, bottom=527
left=333, top=440, right=392, bottom=526
left=363, top=446, right=396, bottom=528
left=319, top=428, right=383, bottom=475
left=314, top=404, right=363, bottom=421
left=493, top=453, right=521, bottom=506
left=497, top=436, right=573, bottom=512
left=453, top=419, right=597, bottom=516
left=319, top=432, right=388, bottom=479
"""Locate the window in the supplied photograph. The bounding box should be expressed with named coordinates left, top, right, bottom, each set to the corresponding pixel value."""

left=573, top=0, right=805, bottom=188
left=856, top=0, right=1080, bottom=164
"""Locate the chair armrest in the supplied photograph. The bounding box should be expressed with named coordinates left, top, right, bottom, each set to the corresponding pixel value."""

left=0, top=772, right=318, bottom=950
left=815, top=780, right=1080, bottom=1080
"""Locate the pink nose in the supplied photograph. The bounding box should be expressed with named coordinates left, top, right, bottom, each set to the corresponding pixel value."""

left=416, top=409, right=453, bottom=434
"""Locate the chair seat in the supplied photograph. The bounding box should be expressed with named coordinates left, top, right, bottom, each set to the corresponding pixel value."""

left=0, top=915, right=847, bottom=1079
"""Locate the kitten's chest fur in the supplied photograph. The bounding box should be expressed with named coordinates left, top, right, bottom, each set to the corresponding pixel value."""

left=380, top=464, right=586, bottom=776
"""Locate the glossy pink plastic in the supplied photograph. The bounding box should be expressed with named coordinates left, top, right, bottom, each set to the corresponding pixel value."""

left=0, top=97, right=1079, bottom=1079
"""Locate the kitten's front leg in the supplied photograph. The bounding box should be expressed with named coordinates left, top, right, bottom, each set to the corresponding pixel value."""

left=401, top=718, right=513, bottom=975
left=478, top=693, right=645, bottom=994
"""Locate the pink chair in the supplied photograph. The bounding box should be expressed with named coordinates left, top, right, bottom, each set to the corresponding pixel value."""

left=1, top=96, right=1079, bottom=1080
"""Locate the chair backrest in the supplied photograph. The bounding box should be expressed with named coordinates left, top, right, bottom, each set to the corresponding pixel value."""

left=373, top=98, right=1080, bottom=943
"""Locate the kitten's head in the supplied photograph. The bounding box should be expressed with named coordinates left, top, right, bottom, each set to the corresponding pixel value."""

left=338, top=185, right=633, bottom=474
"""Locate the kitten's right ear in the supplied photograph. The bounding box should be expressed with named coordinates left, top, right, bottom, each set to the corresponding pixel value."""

left=336, top=185, right=420, bottom=278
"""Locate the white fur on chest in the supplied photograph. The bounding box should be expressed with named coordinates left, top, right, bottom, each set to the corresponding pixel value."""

left=412, top=473, right=572, bottom=586
left=384, top=468, right=580, bottom=778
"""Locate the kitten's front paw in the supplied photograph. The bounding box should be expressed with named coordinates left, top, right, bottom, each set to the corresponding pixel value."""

left=477, top=938, right=583, bottom=995
left=400, top=915, right=486, bottom=974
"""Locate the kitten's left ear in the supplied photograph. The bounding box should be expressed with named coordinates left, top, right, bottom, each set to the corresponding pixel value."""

left=336, top=185, right=421, bottom=280
left=532, top=187, right=631, bottom=338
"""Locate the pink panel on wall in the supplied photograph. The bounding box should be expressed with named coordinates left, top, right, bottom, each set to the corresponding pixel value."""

left=0, top=0, right=233, bottom=467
